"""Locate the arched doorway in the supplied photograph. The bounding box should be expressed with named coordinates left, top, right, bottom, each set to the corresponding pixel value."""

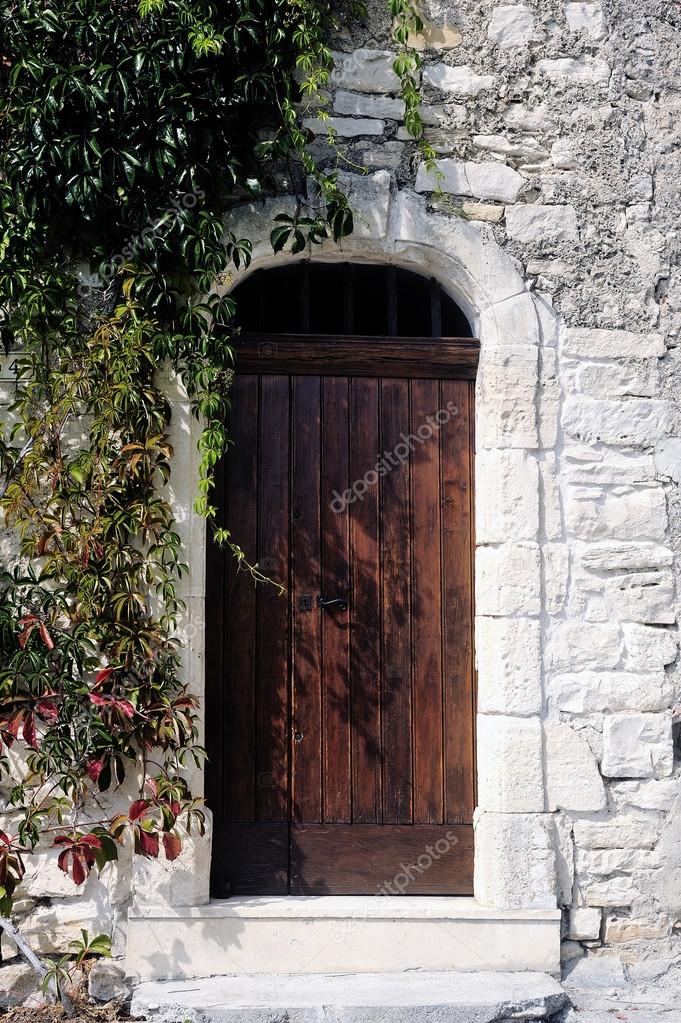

left=205, top=261, right=478, bottom=897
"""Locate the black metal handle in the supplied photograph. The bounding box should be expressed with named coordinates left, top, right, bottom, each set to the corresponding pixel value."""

left=318, top=595, right=348, bottom=612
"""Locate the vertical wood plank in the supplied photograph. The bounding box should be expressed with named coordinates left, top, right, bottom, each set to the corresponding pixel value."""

left=256, top=376, right=290, bottom=821
left=410, top=378, right=444, bottom=824
left=223, top=374, right=259, bottom=821
left=379, top=378, right=413, bottom=823
left=321, top=377, right=351, bottom=822
left=440, top=379, right=476, bottom=824
left=349, top=377, right=382, bottom=823
left=291, top=375, right=323, bottom=823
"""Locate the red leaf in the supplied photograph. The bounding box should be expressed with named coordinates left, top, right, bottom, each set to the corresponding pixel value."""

left=95, top=667, right=114, bottom=686
left=21, top=712, right=36, bottom=748
left=137, top=828, right=159, bottom=858
left=129, top=799, right=150, bottom=821
left=36, top=697, right=59, bottom=723
left=38, top=624, right=54, bottom=650
left=162, top=832, right=182, bottom=862
left=18, top=625, right=35, bottom=649
left=86, top=758, right=105, bottom=782
left=71, top=851, right=87, bottom=886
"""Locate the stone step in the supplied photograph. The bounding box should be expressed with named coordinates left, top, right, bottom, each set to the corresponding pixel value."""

left=126, top=896, right=561, bottom=981
left=131, top=970, right=569, bottom=1023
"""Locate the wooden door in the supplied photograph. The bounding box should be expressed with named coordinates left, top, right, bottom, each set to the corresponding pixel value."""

left=205, top=336, right=478, bottom=896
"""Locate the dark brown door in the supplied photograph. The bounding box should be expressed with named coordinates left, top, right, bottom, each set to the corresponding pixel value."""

left=206, top=337, right=478, bottom=895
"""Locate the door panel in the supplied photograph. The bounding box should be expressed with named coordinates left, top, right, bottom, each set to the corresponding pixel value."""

left=207, top=348, right=476, bottom=895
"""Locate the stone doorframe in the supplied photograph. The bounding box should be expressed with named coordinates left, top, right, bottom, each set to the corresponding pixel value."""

left=164, top=173, right=565, bottom=915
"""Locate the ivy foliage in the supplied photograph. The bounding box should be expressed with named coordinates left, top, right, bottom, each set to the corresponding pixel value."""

left=0, top=0, right=427, bottom=916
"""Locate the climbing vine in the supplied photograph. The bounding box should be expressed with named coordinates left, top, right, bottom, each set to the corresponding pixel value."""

left=0, top=0, right=430, bottom=935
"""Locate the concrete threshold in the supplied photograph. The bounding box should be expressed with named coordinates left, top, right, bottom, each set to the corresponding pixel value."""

left=126, top=897, right=562, bottom=981
left=131, top=970, right=569, bottom=1023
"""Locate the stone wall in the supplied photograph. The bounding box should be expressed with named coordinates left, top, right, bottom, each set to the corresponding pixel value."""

left=297, top=0, right=681, bottom=975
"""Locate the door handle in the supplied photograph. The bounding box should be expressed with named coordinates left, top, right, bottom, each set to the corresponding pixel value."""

left=318, top=595, right=348, bottom=612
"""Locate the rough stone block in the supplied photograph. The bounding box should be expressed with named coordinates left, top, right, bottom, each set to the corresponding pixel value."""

left=477, top=715, right=544, bottom=812
left=476, top=449, right=540, bottom=542
left=302, top=116, right=385, bottom=137
left=461, top=203, right=505, bottom=223
left=611, top=777, right=680, bottom=813
left=472, top=135, right=549, bottom=162
left=567, top=906, right=602, bottom=941
left=545, top=723, right=607, bottom=811
left=571, top=360, right=660, bottom=399
left=476, top=543, right=541, bottom=616
left=565, top=486, right=668, bottom=543
left=410, top=17, right=462, bottom=50
left=563, top=328, right=665, bottom=359
left=476, top=617, right=542, bottom=715
left=477, top=345, right=538, bottom=449
left=602, top=712, right=673, bottom=778
left=88, top=960, right=131, bottom=1003
left=563, top=953, right=627, bottom=986
left=655, top=436, right=681, bottom=483
left=474, top=811, right=558, bottom=910
left=543, top=544, right=569, bottom=616
left=581, top=542, right=672, bottom=573
left=573, top=817, right=658, bottom=850
left=537, top=56, right=611, bottom=84
left=606, top=570, right=675, bottom=625
left=550, top=670, right=672, bottom=714
left=604, top=916, right=671, bottom=942
left=505, top=205, right=579, bottom=243
left=623, top=623, right=677, bottom=671
left=333, top=90, right=405, bottom=119
left=331, top=49, right=401, bottom=94
left=487, top=5, right=535, bottom=47
left=548, top=621, right=621, bottom=671
left=423, top=64, right=496, bottom=96
left=132, top=808, right=212, bottom=908
left=565, top=2, right=607, bottom=38
left=415, top=159, right=524, bottom=202
left=335, top=170, right=391, bottom=240
left=562, top=397, right=672, bottom=447
left=583, top=876, right=640, bottom=907
left=576, top=846, right=653, bottom=875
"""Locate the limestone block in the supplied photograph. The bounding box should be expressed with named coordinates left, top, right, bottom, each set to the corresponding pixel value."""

left=563, top=953, right=627, bottom=985
left=476, top=449, right=540, bottom=542
left=550, top=670, right=672, bottom=714
left=623, top=623, right=677, bottom=671
left=583, top=876, right=640, bottom=907
left=545, top=723, right=607, bottom=811
left=472, top=135, right=549, bottom=162
left=581, top=542, right=672, bottom=573
left=655, top=437, right=681, bottom=483
left=573, top=817, right=658, bottom=850
left=19, top=894, right=116, bottom=953
left=505, top=205, right=578, bottom=243
left=331, top=49, right=400, bottom=94
left=607, top=570, right=675, bottom=625
left=537, top=57, right=611, bottom=84
left=487, top=5, right=535, bottom=47
left=565, top=2, right=607, bottom=38
left=553, top=814, right=575, bottom=906
left=423, top=64, right=496, bottom=96
left=88, top=960, right=131, bottom=1003
left=540, top=458, right=563, bottom=540
left=576, top=846, right=654, bottom=875
left=602, top=712, right=673, bottom=778
left=604, top=916, right=671, bottom=942
left=302, top=117, right=385, bottom=137
left=477, top=345, right=538, bottom=449
left=333, top=90, right=405, bottom=119
left=475, top=542, right=541, bottom=616
left=474, top=811, right=558, bottom=909
left=503, top=104, right=553, bottom=132
left=565, top=486, right=667, bottom=543
left=564, top=444, right=656, bottom=486
left=461, top=203, right=505, bottom=223
left=548, top=621, right=621, bottom=671
left=132, top=808, right=212, bottom=908
left=561, top=940, right=584, bottom=962
left=0, top=962, right=41, bottom=1008
left=415, top=159, right=524, bottom=203
left=494, top=293, right=541, bottom=346
left=650, top=792, right=681, bottom=915
left=543, top=544, right=569, bottom=615
left=567, top=906, right=602, bottom=941
left=611, top=778, right=680, bottom=813
left=411, top=17, right=462, bottom=50
left=550, top=140, right=579, bottom=170
left=335, top=170, right=391, bottom=240
left=563, top=328, right=665, bottom=359
left=562, top=396, right=672, bottom=447
left=476, top=715, right=544, bottom=812
left=476, top=617, right=542, bottom=715
left=572, top=360, right=660, bottom=399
